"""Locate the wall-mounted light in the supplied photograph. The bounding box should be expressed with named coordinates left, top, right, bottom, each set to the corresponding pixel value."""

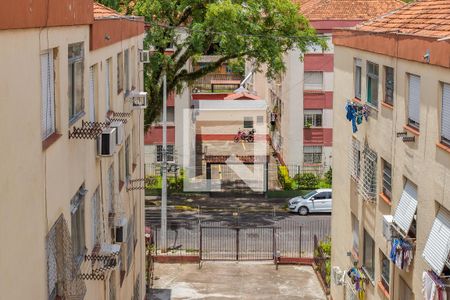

left=104, top=34, right=111, bottom=41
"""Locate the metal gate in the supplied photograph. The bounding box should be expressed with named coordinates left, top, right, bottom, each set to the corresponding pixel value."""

left=200, top=226, right=275, bottom=261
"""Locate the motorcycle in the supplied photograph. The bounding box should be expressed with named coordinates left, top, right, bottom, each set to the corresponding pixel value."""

left=234, top=129, right=255, bottom=143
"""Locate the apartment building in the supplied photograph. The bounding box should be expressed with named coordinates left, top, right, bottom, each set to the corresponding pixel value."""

left=330, top=1, right=450, bottom=299
left=0, top=2, right=146, bottom=299
left=249, top=0, right=403, bottom=173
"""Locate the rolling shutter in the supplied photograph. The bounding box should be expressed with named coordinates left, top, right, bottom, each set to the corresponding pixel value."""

left=441, top=83, right=450, bottom=141
left=422, top=209, right=450, bottom=275
left=40, top=51, right=55, bottom=140
left=393, top=180, right=417, bottom=235
left=89, top=66, right=95, bottom=122
left=408, top=75, right=421, bottom=125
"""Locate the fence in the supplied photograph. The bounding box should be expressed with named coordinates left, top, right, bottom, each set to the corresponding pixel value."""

left=148, top=217, right=330, bottom=260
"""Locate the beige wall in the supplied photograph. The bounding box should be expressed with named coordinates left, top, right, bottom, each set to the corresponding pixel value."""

left=0, top=25, right=145, bottom=299
left=331, top=44, right=450, bottom=300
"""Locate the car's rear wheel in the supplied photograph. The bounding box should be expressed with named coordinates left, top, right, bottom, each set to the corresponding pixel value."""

left=298, top=206, right=309, bottom=216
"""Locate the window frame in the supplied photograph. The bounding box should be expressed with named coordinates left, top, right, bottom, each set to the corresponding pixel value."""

left=366, top=61, right=379, bottom=108
left=106, top=58, right=112, bottom=112
left=117, top=51, right=124, bottom=94
left=383, top=66, right=394, bottom=106
left=68, top=42, right=85, bottom=124
left=124, top=48, right=130, bottom=93
left=362, top=230, right=375, bottom=281
left=41, top=49, right=57, bottom=140
left=303, top=146, right=323, bottom=164
left=156, top=145, right=174, bottom=162
left=382, top=159, right=392, bottom=200
left=407, top=73, right=421, bottom=130
left=243, top=117, right=254, bottom=129
left=354, top=58, right=362, bottom=99
left=380, top=252, right=390, bottom=293
left=70, top=185, right=86, bottom=265
left=440, top=83, right=450, bottom=145
left=304, top=110, right=323, bottom=128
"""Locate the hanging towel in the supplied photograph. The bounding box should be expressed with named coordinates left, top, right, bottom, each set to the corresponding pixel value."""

left=423, top=271, right=438, bottom=300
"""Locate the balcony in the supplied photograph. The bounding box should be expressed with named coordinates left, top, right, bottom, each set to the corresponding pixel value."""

left=303, top=128, right=332, bottom=146
left=193, top=73, right=243, bottom=92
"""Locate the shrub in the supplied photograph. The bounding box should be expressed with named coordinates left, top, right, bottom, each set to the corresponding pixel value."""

left=278, top=166, right=295, bottom=190
left=295, top=173, right=319, bottom=189
left=324, top=168, right=332, bottom=186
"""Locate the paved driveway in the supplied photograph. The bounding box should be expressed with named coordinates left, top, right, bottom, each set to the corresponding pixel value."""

left=149, top=262, right=326, bottom=300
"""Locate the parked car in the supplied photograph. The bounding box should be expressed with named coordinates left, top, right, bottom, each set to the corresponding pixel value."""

left=288, top=189, right=332, bottom=215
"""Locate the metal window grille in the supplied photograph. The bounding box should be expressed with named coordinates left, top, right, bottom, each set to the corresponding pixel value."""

left=384, top=66, right=394, bottom=105
left=41, top=50, right=56, bottom=140
left=46, top=214, right=87, bottom=300
left=349, top=139, right=361, bottom=180
left=358, top=144, right=377, bottom=201
left=156, top=145, right=174, bottom=162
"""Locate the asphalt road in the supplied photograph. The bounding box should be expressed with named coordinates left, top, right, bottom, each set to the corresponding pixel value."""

left=146, top=195, right=331, bottom=258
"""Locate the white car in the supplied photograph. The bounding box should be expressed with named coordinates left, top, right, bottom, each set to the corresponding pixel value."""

left=288, top=189, right=333, bottom=215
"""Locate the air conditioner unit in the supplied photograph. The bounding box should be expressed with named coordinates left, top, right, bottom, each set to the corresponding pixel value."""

left=129, top=91, right=147, bottom=110
left=383, top=215, right=393, bottom=241
left=115, top=217, right=128, bottom=243
left=139, top=49, right=150, bottom=63
left=97, top=128, right=117, bottom=156
left=110, top=121, right=124, bottom=146
left=331, top=266, right=345, bottom=286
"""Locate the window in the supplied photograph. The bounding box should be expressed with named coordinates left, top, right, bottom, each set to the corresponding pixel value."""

left=361, top=146, right=377, bottom=200
left=71, top=185, right=86, bottom=264
left=393, top=179, right=418, bottom=237
left=91, top=187, right=101, bottom=247
left=158, top=107, right=175, bottom=123
left=351, top=139, right=361, bottom=179
left=131, top=46, right=136, bottom=88
left=41, top=50, right=56, bottom=140
left=304, top=146, right=322, bottom=164
left=68, top=42, right=84, bottom=122
left=106, top=58, right=112, bottom=112
left=352, top=214, right=359, bottom=257
left=125, top=137, right=131, bottom=180
left=89, top=65, right=97, bottom=122
left=107, top=164, right=114, bottom=214
left=441, top=83, right=450, bottom=145
left=304, top=110, right=322, bottom=127
left=384, top=66, right=394, bottom=105
left=304, top=71, right=323, bottom=91
left=380, top=252, right=390, bottom=293
left=408, top=74, right=421, bottom=129
left=119, top=148, right=125, bottom=189
left=366, top=61, right=379, bottom=107
left=244, top=117, right=253, bottom=128
left=127, top=212, right=135, bottom=272
left=382, top=160, right=392, bottom=200
left=363, top=230, right=375, bottom=280
left=117, top=51, right=124, bottom=93
left=124, top=49, right=130, bottom=93
left=257, top=115, right=264, bottom=124
left=354, top=59, right=362, bottom=99
left=157, top=145, right=174, bottom=162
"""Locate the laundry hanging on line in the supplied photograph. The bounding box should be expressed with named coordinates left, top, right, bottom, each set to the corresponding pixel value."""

left=389, top=238, right=414, bottom=272
left=422, top=270, right=448, bottom=300
left=347, top=267, right=366, bottom=300
left=345, top=101, right=370, bottom=133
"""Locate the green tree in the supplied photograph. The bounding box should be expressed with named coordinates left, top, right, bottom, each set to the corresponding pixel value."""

left=132, top=0, right=323, bottom=128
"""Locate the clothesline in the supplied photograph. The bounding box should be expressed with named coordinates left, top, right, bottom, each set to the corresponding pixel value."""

left=345, top=100, right=370, bottom=133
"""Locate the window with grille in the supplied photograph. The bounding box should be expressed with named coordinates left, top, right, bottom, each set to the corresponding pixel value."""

left=366, top=61, right=379, bottom=107
left=363, top=230, right=375, bottom=280
left=304, top=110, right=322, bottom=127
left=304, top=146, right=322, bottom=164
left=354, top=59, right=362, bottom=99
left=384, top=66, right=394, bottom=105
left=157, top=145, right=174, bottom=162
left=408, top=74, right=421, bottom=129
left=382, top=160, right=392, bottom=200
left=350, top=139, right=361, bottom=180
left=124, top=49, right=130, bottom=93
left=380, top=252, right=390, bottom=293
left=304, top=71, right=323, bottom=91
left=244, top=116, right=253, bottom=128
left=68, top=43, right=84, bottom=123
left=117, top=51, right=124, bottom=93
left=441, top=83, right=450, bottom=145
left=41, top=50, right=56, bottom=140
left=360, top=145, right=377, bottom=201
left=70, top=185, right=86, bottom=264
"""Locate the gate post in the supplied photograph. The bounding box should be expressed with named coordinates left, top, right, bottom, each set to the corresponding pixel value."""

left=299, top=226, right=302, bottom=258
left=236, top=228, right=240, bottom=261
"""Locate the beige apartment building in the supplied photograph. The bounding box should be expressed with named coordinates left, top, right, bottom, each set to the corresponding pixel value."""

left=0, top=2, right=146, bottom=299
left=330, top=1, right=450, bottom=300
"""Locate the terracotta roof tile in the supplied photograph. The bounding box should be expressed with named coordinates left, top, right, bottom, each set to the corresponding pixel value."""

left=93, top=2, right=122, bottom=19
left=297, top=0, right=404, bottom=21
left=358, top=0, right=450, bottom=38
